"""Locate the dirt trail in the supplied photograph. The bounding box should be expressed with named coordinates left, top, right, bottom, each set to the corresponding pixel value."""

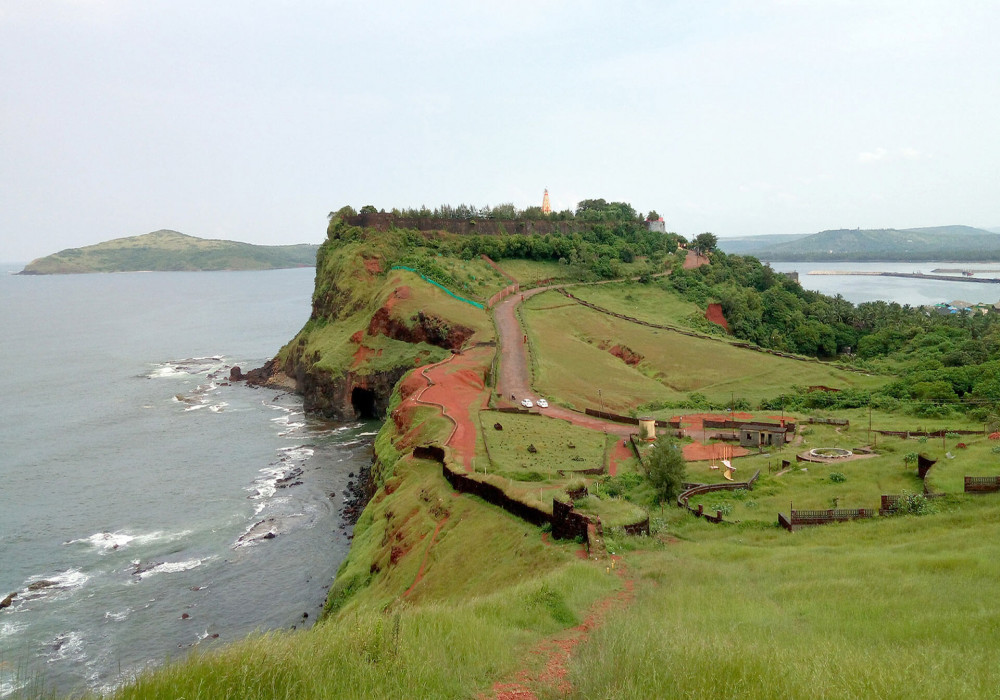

left=493, top=287, right=632, bottom=438
left=488, top=558, right=635, bottom=700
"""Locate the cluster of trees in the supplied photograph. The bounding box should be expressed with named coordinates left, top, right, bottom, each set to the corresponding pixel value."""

left=330, top=200, right=660, bottom=224
left=668, top=251, right=1000, bottom=418
left=454, top=222, right=682, bottom=279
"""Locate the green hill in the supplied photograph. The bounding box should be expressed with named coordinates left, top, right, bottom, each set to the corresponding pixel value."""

left=722, top=225, right=1000, bottom=261
left=82, top=210, right=1000, bottom=699
left=19, top=230, right=319, bottom=274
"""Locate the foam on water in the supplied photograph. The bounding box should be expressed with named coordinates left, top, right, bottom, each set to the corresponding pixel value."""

left=23, top=569, right=89, bottom=599
left=102, top=609, right=131, bottom=623
left=134, top=559, right=206, bottom=581
left=65, top=529, right=189, bottom=554
left=0, top=620, right=26, bottom=639
left=41, top=631, right=85, bottom=665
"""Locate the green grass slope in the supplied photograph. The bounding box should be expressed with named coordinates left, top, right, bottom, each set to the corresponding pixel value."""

left=522, top=288, right=886, bottom=413
left=19, top=230, right=319, bottom=274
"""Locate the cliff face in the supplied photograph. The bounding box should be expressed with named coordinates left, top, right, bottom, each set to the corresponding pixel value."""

left=253, top=227, right=489, bottom=422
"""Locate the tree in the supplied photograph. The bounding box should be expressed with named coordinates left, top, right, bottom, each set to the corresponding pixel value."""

left=646, top=210, right=661, bottom=221
left=360, top=204, right=378, bottom=214
left=645, top=439, right=687, bottom=503
left=693, top=232, right=718, bottom=253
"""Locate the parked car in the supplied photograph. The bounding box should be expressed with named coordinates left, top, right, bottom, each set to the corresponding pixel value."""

left=521, top=398, right=533, bottom=408
left=536, top=398, right=548, bottom=408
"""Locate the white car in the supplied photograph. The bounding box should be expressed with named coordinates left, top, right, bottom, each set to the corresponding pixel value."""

left=536, top=398, right=548, bottom=408
left=521, top=398, right=533, bottom=408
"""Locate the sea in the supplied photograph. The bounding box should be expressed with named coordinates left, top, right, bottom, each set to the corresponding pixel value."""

left=768, top=261, right=1000, bottom=307
left=0, top=265, right=376, bottom=698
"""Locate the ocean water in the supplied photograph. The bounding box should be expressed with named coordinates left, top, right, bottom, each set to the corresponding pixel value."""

left=768, top=261, right=1000, bottom=306
left=0, top=265, right=375, bottom=697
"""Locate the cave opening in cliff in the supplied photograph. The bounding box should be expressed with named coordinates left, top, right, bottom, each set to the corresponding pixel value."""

left=351, top=387, right=378, bottom=419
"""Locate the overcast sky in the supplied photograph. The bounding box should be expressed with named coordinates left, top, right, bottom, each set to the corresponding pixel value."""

left=2, top=1, right=998, bottom=262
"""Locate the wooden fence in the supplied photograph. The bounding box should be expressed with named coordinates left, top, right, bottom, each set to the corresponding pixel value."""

left=780, top=507, right=875, bottom=531
left=676, top=471, right=761, bottom=524
left=807, top=417, right=850, bottom=426
left=965, top=476, right=1000, bottom=493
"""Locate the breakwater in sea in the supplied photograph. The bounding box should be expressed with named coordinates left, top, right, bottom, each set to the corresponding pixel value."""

left=808, top=270, right=1000, bottom=284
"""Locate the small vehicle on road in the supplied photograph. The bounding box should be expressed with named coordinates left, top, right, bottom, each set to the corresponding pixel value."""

left=521, top=398, right=533, bottom=408
left=536, top=398, right=548, bottom=408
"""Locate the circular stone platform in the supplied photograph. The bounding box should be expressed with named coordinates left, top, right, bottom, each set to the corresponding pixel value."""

left=809, top=447, right=853, bottom=459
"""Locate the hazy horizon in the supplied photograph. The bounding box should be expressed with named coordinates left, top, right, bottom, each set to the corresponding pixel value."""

left=3, top=2, right=999, bottom=262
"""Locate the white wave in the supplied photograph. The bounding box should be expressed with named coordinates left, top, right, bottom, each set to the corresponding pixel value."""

left=278, top=446, right=314, bottom=460
left=65, top=529, right=187, bottom=554
left=135, top=559, right=204, bottom=581
left=208, top=403, right=228, bottom=412
left=0, top=620, right=26, bottom=638
left=103, top=608, right=131, bottom=622
left=147, top=357, right=227, bottom=380
left=23, top=569, right=89, bottom=598
left=184, top=404, right=208, bottom=412
left=1, top=677, right=28, bottom=699
left=358, top=431, right=379, bottom=437
left=43, top=630, right=86, bottom=664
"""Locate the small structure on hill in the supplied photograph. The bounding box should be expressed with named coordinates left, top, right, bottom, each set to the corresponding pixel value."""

left=639, top=417, right=657, bottom=441
left=541, top=188, right=551, bottom=215
left=739, top=422, right=792, bottom=448
left=647, top=217, right=666, bottom=233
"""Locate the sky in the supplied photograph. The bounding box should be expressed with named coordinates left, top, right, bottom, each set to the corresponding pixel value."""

left=2, top=1, right=999, bottom=262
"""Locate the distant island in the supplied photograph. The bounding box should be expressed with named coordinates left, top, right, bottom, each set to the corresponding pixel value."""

left=18, top=230, right=319, bottom=274
left=717, top=225, right=1000, bottom=261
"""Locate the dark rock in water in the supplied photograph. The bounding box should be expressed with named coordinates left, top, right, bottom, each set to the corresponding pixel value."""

left=275, top=467, right=304, bottom=489
left=229, top=366, right=244, bottom=381
left=132, top=561, right=162, bottom=576
left=27, top=580, right=57, bottom=591
left=181, top=613, right=190, bottom=620
left=237, top=517, right=279, bottom=545
left=302, top=612, right=308, bottom=619
left=0, top=592, right=16, bottom=609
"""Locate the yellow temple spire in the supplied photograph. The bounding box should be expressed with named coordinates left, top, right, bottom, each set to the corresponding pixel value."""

left=541, top=188, right=551, bottom=215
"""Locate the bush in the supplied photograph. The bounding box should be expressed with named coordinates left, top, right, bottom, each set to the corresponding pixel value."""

left=829, top=472, right=847, bottom=483
left=893, top=491, right=937, bottom=516
left=645, top=440, right=687, bottom=503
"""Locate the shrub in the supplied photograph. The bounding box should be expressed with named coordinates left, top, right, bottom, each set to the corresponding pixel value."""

left=893, top=491, right=937, bottom=516
left=829, top=472, right=847, bottom=483
left=645, top=440, right=687, bottom=503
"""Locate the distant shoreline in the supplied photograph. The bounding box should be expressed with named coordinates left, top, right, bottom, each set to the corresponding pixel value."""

left=807, top=270, right=1000, bottom=284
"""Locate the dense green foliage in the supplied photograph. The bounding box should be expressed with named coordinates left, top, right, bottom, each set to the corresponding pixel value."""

left=644, top=439, right=687, bottom=503
left=327, top=209, right=680, bottom=281
left=668, top=251, right=1000, bottom=419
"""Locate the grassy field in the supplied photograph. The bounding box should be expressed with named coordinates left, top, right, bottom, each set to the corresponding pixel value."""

left=569, top=499, right=1000, bottom=699
left=479, top=410, right=607, bottom=478
left=522, top=290, right=887, bottom=413
left=566, top=280, right=703, bottom=327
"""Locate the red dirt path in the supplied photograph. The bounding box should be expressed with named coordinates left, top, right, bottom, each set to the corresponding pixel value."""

left=607, top=439, right=633, bottom=477
left=488, top=558, right=635, bottom=700
left=683, top=249, right=710, bottom=269
left=401, top=345, right=492, bottom=472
